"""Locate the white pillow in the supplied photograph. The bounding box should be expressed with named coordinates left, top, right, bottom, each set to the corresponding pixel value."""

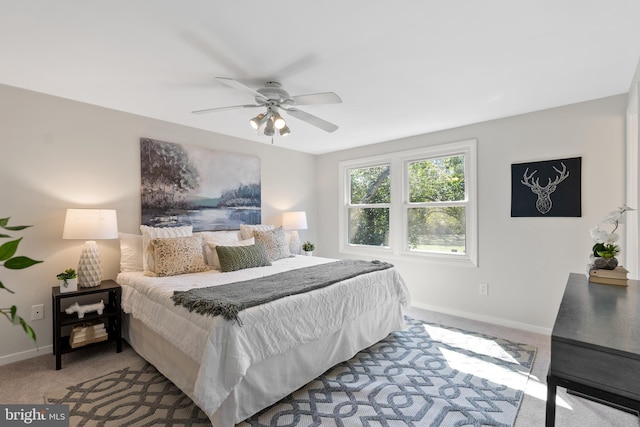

left=204, top=237, right=255, bottom=269
left=196, top=230, right=242, bottom=266
left=119, top=232, right=143, bottom=272
left=196, top=230, right=242, bottom=243
left=140, top=225, right=193, bottom=273
left=240, top=224, right=274, bottom=240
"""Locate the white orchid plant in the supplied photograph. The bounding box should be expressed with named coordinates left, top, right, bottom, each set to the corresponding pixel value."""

left=590, top=205, right=635, bottom=259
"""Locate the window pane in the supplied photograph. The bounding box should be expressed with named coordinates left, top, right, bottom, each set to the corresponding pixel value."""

left=407, top=207, right=465, bottom=253
left=409, top=156, right=465, bottom=203
left=348, top=207, right=389, bottom=247
left=349, top=165, right=391, bottom=204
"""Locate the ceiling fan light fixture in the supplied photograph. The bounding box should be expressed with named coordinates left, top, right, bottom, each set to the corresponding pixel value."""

left=279, top=125, right=291, bottom=137
left=272, top=111, right=286, bottom=130
left=263, top=118, right=275, bottom=136
left=249, top=113, right=267, bottom=130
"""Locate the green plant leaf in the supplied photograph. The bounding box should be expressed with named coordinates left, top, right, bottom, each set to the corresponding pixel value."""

left=0, top=216, right=40, bottom=344
left=0, top=280, right=15, bottom=294
left=0, top=238, right=22, bottom=261
left=592, top=243, right=606, bottom=257
left=19, top=317, right=37, bottom=341
left=0, top=217, right=32, bottom=231
left=3, top=256, right=43, bottom=269
left=3, top=225, right=31, bottom=231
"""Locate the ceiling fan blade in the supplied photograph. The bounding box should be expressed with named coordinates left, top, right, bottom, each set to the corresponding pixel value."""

left=283, top=108, right=339, bottom=133
left=216, top=77, right=267, bottom=101
left=289, top=92, right=342, bottom=105
left=192, top=104, right=260, bottom=114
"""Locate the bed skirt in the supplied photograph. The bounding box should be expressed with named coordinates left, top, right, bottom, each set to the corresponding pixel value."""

left=123, top=300, right=406, bottom=426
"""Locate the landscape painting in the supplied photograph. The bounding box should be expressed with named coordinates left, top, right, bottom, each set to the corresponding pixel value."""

left=140, top=138, right=261, bottom=231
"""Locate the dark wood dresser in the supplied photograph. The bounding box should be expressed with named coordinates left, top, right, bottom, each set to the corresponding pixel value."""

left=546, top=273, right=640, bottom=426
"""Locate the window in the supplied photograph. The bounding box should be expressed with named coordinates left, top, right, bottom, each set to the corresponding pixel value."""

left=406, top=155, right=466, bottom=254
left=347, top=164, right=391, bottom=247
left=339, top=139, right=477, bottom=266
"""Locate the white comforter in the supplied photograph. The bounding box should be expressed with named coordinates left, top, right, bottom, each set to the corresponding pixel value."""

left=117, top=255, right=410, bottom=422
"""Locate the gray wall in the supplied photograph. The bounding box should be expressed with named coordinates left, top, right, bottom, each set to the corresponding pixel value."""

left=316, top=95, right=627, bottom=334
left=0, top=84, right=318, bottom=363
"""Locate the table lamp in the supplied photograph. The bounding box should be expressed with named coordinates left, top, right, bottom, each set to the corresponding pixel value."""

left=282, top=211, right=308, bottom=255
left=62, top=208, right=118, bottom=287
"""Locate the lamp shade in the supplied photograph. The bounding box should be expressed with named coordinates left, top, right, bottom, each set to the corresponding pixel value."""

left=250, top=113, right=267, bottom=130
left=272, top=111, right=286, bottom=130
left=279, top=125, right=291, bottom=137
left=63, top=209, right=118, bottom=240
left=282, top=211, right=308, bottom=230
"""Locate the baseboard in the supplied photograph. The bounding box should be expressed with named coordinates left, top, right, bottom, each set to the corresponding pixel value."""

left=410, top=302, right=552, bottom=336
left=0, top=344, right=53, bottom=366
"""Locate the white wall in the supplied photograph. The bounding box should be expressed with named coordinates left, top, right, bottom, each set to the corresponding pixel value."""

left=316, top=95, right=627, bottom=334
left=0, top=83, right=628, bottom=363
left=0, top=84, right=318, bottom=363
left=626, top=59, right=640, bottom=279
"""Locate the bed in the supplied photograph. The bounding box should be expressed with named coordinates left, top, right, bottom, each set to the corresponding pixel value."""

left=116, top=226, right=410, bottom=427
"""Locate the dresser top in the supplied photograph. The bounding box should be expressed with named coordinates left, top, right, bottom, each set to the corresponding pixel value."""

left=552, top=273, right=640, bottom=358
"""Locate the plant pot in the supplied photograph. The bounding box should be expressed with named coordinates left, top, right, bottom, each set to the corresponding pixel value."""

left=303, top=251, right=313, bottom=256
left=593, top=257, right=618, bottom=270
left=59, top=278, right=78, bottom=293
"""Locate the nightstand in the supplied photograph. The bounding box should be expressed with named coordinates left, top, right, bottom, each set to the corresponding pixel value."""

left=51, top=280, right=122, bottom=370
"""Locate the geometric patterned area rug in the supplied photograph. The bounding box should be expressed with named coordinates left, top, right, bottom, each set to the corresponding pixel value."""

left=242, top=316, right=537, bottom=427
left=46, top=316, right=536, bottom=427
left=45, top=362, right=211, bottom=427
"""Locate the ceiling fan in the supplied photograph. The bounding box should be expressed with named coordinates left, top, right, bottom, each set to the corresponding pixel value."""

left=192, top=77, right=342, bottom=137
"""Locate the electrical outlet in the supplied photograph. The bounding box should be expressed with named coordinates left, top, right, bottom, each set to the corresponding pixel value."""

left=479, top=283, right=489, bottom=296
left=31, top=304, right=45, bottom=321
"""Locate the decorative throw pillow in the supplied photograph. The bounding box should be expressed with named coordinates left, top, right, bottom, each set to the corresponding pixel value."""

left=140, top=225, right=193, bottom=273
left=119, top=232, right=143, bottom=272
left=197, top=230, right=242, bottom=266
left=253, top=226, right=291, bottom=261
left=148, top=235, right=210, bottom=277
left=240, top=223, right=274, bottom=240
left=216, top=243, right=272, bottom=272
left=205, top=237, right=255, bottom=270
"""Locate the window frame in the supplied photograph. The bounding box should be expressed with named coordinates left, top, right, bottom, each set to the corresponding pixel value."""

left=340, top=156, right=394, bottom=255
left=339, top=139, right=477, bottom=266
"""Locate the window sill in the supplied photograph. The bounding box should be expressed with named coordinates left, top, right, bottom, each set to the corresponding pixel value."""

left=339, top=247, right=477, bottom=267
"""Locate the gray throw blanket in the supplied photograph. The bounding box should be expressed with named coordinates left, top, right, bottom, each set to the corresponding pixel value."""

left=172, top=259, right=393, bottom=324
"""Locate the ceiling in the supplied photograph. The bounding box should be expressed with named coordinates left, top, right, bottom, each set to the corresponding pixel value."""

left=1, top=1, right=639, bottom=155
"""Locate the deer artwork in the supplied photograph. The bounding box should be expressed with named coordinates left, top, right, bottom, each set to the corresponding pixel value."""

left=520, top=162, right=570, bottom=214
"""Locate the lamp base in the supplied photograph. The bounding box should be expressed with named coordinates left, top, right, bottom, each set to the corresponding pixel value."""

left=78, top=241, right=102, bottom=288
left=289, top=230, right=301, bottom=255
